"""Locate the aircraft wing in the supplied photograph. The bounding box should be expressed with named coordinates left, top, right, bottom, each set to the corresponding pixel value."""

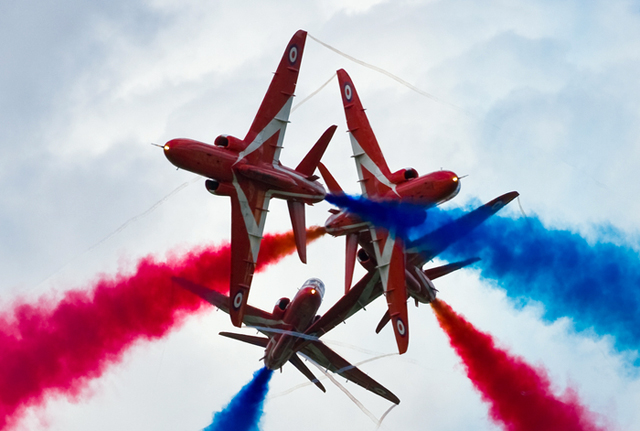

left=336, top=69, right=395, bottom=198
left=336, top=69, right=410, bottom=354
left=172, top=277, right=291, bottom=330
left=227, top=175, right=272, bottom=326
left=301, top=271, right=380, bottom=340
left=372, top=230, right=410, bottom=354
left=238, top=30, right=307, bottom=166
left=300, top=340, right=400, bottom=404
left=407, top=191, right=519, bottom=267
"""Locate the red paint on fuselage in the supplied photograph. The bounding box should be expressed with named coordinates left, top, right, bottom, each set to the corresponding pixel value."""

left=163, top=139, right=325, bottom=204
left=264, top=285, right=323, bottom=370
left=324, top=211, right=368, bottom=236
left=393, top=170, right=460, bottom=205
left=323, top=170, right=460, bottom=237
left=164, top=138, right=237, bottom=183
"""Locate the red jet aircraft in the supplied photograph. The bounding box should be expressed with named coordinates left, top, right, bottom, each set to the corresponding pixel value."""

left=172, top=276, right=400, bottom=405
left=320, top=69, right=518, bottom=354
left=163, top=30, right=335, bottom=327
left=321, top=165, right=518, bottom=350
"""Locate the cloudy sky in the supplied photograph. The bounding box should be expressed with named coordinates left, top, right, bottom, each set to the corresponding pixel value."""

left=2, top=0, right=640, bottom=430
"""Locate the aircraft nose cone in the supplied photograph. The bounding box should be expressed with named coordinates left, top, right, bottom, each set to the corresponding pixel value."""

left=449, top=172, right=461, bottom=197
left=324, top=213, right=343, bottom=235
left=162, top=138, right=184, bottom=166
left=434, top=170, right=461, bottom=201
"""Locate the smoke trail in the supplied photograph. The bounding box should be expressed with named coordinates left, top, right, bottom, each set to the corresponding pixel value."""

left=325, top=193, right=427, bottom=238
left=431, top=299, right=607, bottom=431
left=0, top=227, right=325, bottom=429
left=326, top=193, right=640, bottom=354
left=204, top=367, right=273, bottom=431
left=439, top=213, right=640, bottom=353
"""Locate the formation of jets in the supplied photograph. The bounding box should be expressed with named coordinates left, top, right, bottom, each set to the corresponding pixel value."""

left=164, top=30, right=518, bottom=404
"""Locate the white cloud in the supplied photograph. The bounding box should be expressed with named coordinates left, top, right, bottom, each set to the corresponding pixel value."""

left=2, top=0, right=640, bottom=430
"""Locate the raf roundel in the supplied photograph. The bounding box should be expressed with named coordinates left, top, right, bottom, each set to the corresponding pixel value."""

left=396, top=318, right=406, bottom=336
left=344, top=83, right=353, bottom=101
left=288, top=45, right=298, bottom=64
left=233, top=291, right=244, bottom=310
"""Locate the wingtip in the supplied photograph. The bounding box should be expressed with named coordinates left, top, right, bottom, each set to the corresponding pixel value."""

left=391, top=316, right=409, bottom=355
left=297, top=245, right=308, bottom=264
left=397, top=343, right=408, bottom=355
left=229, top=291, right=248, bottom=328
left=230, top=310, right=244, bottom=328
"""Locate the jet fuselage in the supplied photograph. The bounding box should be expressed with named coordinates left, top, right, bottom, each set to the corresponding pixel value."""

left=264, top=279, right=324, bottom=370
left=163, top=138, right=326, bottom=204
left=323, top=169, right=460, bottom=237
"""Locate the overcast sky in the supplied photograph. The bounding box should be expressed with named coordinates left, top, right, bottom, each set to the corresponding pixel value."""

left=2, top=0, right=640, bottom=430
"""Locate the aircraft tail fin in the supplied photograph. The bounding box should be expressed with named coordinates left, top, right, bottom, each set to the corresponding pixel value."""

left=317, top=162, right=344, bottom=194
left=289, top=353, right=326, bottom=392
left=295, top=125, right=337, bottom=178
left=287, top=200, right=307, bottom=263
left=317, top=162, right=357, bottom=293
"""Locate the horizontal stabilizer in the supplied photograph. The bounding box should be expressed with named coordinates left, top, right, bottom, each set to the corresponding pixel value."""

left=219, top=332, right=270, bottom=348
left=296, top=125, right=337, bottom=178
left=289, top=353, right=326, bottom=392
left=423, top=258, right=480, bottom=280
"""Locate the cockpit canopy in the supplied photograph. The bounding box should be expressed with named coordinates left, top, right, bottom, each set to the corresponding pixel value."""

left=302, top=278, right=325, bottom=298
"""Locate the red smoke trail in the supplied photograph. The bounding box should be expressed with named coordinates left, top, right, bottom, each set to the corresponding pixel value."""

left=0, top=227, right=325, bottom=430
left=430, top=299, right=607, bottom=431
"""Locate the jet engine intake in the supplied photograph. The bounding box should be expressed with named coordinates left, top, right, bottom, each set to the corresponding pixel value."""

left=271, top=297, right=290, bottom=320
left=205, top=179, right=235, bottom=196
left=357, top=248, right=377, bottom=272
left=214, top=134, right=244, bottom=152
left=388, top=168, right=419, bottom=184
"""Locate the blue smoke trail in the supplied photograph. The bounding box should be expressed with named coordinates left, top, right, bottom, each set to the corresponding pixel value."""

left=204, top=367, right=274, bottom=431
left=325, top=193, right=427, bottom=238
left=326, top=193, right=640, bottom=356
left=441, top=213, right=640, bottom=353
